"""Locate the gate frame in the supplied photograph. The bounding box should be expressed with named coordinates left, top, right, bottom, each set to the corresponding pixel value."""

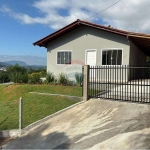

left=83, top=65, right=89, bottom=101
left=83, top=65, right=150, bottom=104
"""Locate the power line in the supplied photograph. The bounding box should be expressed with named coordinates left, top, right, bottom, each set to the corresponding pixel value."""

left=85, top=0, right=122, bottom=20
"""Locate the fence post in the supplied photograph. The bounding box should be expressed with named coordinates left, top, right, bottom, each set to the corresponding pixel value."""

left=83, top=65, right=89, bottom=101
left=19, top=97, right=23, bottom=136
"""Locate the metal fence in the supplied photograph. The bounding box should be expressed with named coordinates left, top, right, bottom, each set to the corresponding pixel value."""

left=88, top=65, right=150, bottom=103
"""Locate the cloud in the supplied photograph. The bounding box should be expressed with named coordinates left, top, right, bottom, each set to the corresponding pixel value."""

left=1, top=5, right=35, bottom=24
left=1, top=0, right=150, bottom=33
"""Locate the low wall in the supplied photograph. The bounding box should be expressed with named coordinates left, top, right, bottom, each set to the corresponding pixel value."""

left=0, top=129, right=20, bottom=138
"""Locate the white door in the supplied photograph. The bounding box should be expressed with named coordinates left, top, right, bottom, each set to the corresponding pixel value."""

left=86, top=50, right=96, bottom=66
left=86, top=50, right=96, bottom=79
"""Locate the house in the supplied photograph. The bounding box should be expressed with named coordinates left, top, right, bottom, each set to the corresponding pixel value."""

left=0, top=67, right=6, bottom=71
left=33, top=19, right=150, bottom=81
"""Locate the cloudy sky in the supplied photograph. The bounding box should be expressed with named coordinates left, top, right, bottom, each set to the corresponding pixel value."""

left=0, top=0, right=150, bottom=59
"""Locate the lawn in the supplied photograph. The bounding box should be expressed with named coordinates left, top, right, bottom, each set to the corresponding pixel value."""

left=0, top=84, right=82, bottom=130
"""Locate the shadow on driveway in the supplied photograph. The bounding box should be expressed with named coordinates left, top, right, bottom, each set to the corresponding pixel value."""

left=2, top=99, right=150, bottom=149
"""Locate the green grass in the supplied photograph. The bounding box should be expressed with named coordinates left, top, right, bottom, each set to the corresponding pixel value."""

left=0, top=84, right=82, bottom=130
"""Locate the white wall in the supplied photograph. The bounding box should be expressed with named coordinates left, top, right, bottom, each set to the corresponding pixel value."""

left=47, top=26, right=130, bottom=80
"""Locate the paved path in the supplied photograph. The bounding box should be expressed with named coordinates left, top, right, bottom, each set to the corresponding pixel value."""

left=2, top=99, right=150, bottom=149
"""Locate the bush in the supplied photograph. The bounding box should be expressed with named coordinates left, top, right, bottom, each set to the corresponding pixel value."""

left=46, top=72, right=55, bottom=83
left=28, top=68, right=46, bottom=75
left=39, top=69, right=46, bottom=77
left=57, top=73, right=69, bottom=85
left=22, top=73, right=28, bottom=83
left=7, top=64, right=28, bottom=83
left=67, top=80, right=75, bottom=86
left=75, top=72, right=83, bottom=84
left=0, top=71, right=10, bottom=83
left=28, top=73, right=41, bottom=84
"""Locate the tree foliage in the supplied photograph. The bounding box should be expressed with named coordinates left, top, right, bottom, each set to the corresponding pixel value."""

left=7, top=64, right=28, bottom=83
left=28, top=73, right=41, bottom=84
left=0, top=71, right=10, bottom=83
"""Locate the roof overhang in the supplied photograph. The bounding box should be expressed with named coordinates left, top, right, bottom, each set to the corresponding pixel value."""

left=33, top=19, right=128, bottom=48
left=128, top=34, right=150, bottom=56
left=33, top=19, right=150, bottom=56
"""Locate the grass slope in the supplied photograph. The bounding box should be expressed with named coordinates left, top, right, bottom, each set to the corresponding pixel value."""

left=0, top=84, right=82, bottom=130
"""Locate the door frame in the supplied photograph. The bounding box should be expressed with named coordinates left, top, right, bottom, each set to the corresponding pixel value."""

left=85, top=49, right=97, bottom=66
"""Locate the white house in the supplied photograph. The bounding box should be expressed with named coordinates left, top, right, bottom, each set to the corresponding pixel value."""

left=33, top=19, right=150, bottom=81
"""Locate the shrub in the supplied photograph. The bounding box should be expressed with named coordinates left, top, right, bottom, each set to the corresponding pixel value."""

left=28, top=73, right=41, bottom=84
left=57, top=73, right=69, bottom=85
left=0, top=71, right=10, bottom=83
left=7, top=64, right=28, bottom=83
left=22, top=73, right=28, bottom=83
left=39, top=69, right=46, bottom=77
left=46, top=72, right=55, bottom=83
left=67, top=80, right=75, bottom=86
left=75, top=72, right=83, bottom=84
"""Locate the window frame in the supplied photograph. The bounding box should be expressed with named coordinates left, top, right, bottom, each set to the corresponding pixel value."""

left=101, top=48, right=123, bottom=66
left=56, top=50, right=72, bottom=65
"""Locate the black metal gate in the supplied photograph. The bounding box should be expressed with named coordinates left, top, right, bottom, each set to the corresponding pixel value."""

left=88, top=65, right=150, bottom=104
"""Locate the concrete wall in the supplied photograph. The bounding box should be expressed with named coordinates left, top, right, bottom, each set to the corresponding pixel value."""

left=47, top=26, right=130, bottom=80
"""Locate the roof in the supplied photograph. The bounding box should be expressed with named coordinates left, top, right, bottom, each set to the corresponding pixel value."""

left=33, top=19, right=150, bottom=55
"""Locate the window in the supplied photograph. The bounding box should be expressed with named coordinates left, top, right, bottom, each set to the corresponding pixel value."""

left=57, top=51, right=72, bottom=64
left=102, top=49, right=122, bottom=65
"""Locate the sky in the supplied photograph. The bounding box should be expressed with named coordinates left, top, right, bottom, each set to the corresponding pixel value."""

left=0, top=0, right=150, bottom=59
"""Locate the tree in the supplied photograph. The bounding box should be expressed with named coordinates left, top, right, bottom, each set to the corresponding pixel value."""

left=0, top=71, right=10, bottom=83
left=7, top=64, right=28, bottom=83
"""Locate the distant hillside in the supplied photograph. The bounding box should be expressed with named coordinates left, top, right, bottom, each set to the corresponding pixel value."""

left=0, top=55, right=46, bottom=66
left=3, top=60, right=28, bottom=66
left=0, top=60, right=46, bottom=70
left=0, top=60, right=46, bottom=69
left=0, top=62, right=9, bottom=67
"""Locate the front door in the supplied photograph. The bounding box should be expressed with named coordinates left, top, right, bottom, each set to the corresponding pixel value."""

left=86, top=50, right=96, bottom=78
left=86, top=50, right=96, bottom=66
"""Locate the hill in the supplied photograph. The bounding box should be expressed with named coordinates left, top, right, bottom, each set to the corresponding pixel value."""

left=3, top=60, right=28, bottom=66
left=0, top=55, right=46, bottom=66
left=0, top=62, right=9, bottom=67
left=0, top=60, right=46, bottom=69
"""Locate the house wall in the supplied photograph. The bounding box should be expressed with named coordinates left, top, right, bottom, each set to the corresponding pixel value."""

left=47, top=26, right=130, bottom=80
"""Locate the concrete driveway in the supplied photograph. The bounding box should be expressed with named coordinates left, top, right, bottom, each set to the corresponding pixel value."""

left=2, top=99, right=150, bottom=149
left=91, top=80, right=150, bottom=103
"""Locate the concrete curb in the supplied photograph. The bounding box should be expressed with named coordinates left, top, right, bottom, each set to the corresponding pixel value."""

left=0, top=82, right=14, bottom=85
left=0, top=129, right=20, bottom=138
left=21, top=101, right=84, bottom=135
left=0, top=101, right=84, bottom=138
left=30, top=92, right=83, bottom=101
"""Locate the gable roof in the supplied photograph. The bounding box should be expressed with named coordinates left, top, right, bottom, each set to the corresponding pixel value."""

left=33, top=19, right=150, bottom=55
